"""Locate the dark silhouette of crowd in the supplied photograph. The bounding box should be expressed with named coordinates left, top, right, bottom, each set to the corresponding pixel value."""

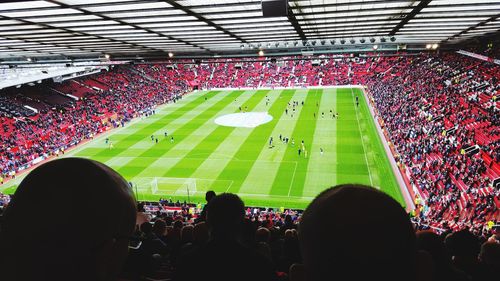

left=0, top=159, right=499, bottom=281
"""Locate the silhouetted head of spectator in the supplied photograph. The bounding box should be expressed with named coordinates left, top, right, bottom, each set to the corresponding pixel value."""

left=256, top=227, right=270, bottom=243
left=164, top=216, right=173, bottom=226
left=445, top=229, right=480, bottom=259
left=205, top=190, right=216, bottom=203
left=444, top=229, right=481, bottom=275
left=298, top=184, right=417, bottom=281
left=0, top=158, right=136, bottom=281
left=193, top=222, right=209, bottom=245
left=206, top=193, right=244, bottom=239
left=153, top=219, right=167, bottom=237
left=140, top=221, right=153, bottom=235
left=416, top=230, right=449, bottom=265
left=285, top=228, right=297, bottom=239
left=181, top=225, right=194, bottom=244
left=174, top=219, right=184, bottom=229
left=137, top=202, right=146, bottom=212
left=479, top=241, right=500, bottom=267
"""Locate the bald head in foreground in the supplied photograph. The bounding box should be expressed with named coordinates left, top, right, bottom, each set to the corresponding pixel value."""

left=0, top=158, right=137, bottom=281
left=297, top=184, right=418, bottom=281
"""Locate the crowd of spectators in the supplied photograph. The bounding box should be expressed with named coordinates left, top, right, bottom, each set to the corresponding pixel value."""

left=0, top=54, right=370, bottom=180
left=0, top=51, right=498, bottom=242
left=0, top=66, right=187, bottom=179
left=365, top=52, right=499, bottom=237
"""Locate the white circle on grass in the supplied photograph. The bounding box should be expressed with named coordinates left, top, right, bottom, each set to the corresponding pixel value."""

left=214, top=112, right=273, bottom=128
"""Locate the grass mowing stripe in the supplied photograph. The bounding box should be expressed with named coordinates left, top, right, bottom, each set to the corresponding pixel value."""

left=160, top=90, right=270, bottom=178
left=2, top=87, right=404, bottom=210
left=335, top=88, right=372, bottom=186
left=86, top=91, right=220, bottom=161
left=77, top=94, right=208, bottom=152
left=115, top=90, right=246, bottom=178
left=350, top=88, right=374, bottom=186
left=270, top=89, right=323, bottom=197
left=126, top=90, right=260, bottom=187
left=302, top=88, right=338, bottom=197
left=93, top=91, right=215, bottom=150
left=184, top=90, right=283, bottom=192
left=212, top=89, right=296, bottom=193
left=353, top=88, right=405, bottom=206
left=238, top=89, right=308, bottom=195
left=79, top=91, right=227, bottom=169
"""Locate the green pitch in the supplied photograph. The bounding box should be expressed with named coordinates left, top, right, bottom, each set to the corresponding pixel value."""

left=2, top=88, right=404, bottom=209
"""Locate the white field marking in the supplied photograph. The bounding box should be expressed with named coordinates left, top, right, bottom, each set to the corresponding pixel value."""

left=214, top=112, right=273, bottom=128
left=130, top=91, right=259, bottom=180
left=104, top=155, right=299, bottom=165
left=148, top=188, right=315, bottom=200
left=237, top=89, right=308, bottom=196
left=134, top=177, right=234, bottom=195
left=0, top=93, right=209, bottom=191
left=130, top=176, right=233, bottom=184
left=287, top=161, right=298, bottom=197
left=238, top=192, right=315, bottom=199
left=225, top=180, right=235, bottom=193
left=350, top=88, right=374, bottom=187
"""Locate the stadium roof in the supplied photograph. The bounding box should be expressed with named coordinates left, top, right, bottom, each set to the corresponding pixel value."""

left=0, top=0, right=499, bottom=60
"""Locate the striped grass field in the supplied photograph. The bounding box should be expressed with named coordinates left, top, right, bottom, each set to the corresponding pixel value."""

left=1, top=88, right=404, bottom=209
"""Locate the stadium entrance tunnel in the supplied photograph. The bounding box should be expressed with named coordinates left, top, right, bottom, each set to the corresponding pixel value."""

left=214, top=112, right=273, bottom=128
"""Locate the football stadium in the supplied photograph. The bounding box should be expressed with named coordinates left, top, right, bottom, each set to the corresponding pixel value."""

left=0, top=1, right=499, bottom=280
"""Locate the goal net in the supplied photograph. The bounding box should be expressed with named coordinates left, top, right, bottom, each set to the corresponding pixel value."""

left=133, top=177, right=197, bottom=196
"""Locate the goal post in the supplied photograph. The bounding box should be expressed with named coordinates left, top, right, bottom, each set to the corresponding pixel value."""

left=132, top=176, right=197, bottom=196
left=151, top=177, right=158, bottom=195
left=130, top=176, right=232, bottom=202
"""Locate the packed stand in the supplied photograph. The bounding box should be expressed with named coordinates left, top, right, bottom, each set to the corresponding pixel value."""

left=366, top=52, right=499, bottom=237
left=0, top=66, right=188, bottom=180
